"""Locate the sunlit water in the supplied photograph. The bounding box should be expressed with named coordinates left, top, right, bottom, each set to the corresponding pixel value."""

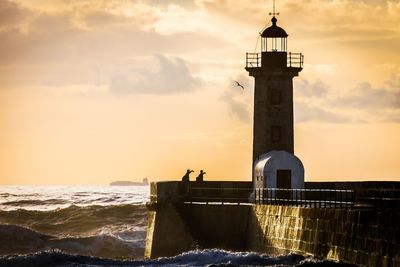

left=0, top=185, right=355, bottom=266
left=0, top=185, right=149, bottom=211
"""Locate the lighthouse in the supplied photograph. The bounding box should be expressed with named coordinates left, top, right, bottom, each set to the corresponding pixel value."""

left=246, top=7, right=305, bottom=193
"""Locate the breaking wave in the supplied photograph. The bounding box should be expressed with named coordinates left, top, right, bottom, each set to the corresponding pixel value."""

left=0, top=204, right=147, bottom=237
left=0, top=249, right=355, bottom=267
left=0, top=225, right=145, bottom=259
left=0, top=204, right=148, bottom=259
left=0, top=186, right=357, bottom=266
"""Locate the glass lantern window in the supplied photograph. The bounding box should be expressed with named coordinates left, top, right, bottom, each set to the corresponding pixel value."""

left=261, top=37, right=287, bottom=52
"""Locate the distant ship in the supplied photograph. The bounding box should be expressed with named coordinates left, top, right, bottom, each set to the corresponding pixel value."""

left=110, top=178, right=149, bottom=186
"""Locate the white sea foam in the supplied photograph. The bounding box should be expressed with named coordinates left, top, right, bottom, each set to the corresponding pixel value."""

left=0, top=185, right=150, bottom=211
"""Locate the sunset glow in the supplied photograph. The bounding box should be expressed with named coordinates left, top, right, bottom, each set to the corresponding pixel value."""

left=1, top=0, right=399, bottom=184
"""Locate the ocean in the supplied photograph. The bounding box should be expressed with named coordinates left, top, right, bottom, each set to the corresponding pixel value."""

left=0, top=185, right=355, bottom=267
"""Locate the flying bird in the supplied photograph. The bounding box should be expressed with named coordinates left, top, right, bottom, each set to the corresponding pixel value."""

left=235, top=81, right=244, bottom=90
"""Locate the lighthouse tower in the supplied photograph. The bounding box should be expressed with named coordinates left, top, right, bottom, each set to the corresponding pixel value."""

left=246, top=7, right=305, bottom=191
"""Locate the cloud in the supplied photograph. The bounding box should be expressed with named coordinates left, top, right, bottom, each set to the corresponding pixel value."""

left=295, top=79, right=329, bottom=98
left=295, top=76, right=400, bottom=123
left=295, top=102, right=353, bottom=124
left=82, top=11, right=131, bottom=28
left=109, top=54, right=203, bottom=94
left=333, top=80, right=400, bottom=110
left=0, top=0, right=29, bottom=30
left=219, top=78, right=251, bottom=123
left=0, top=0, right=229, bottom=90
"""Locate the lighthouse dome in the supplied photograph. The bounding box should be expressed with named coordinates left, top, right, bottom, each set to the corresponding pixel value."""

left=261, top=17, right=288, bottom=38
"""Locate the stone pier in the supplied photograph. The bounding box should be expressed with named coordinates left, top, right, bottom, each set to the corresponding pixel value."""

left=145, top=181, right=400, bottom=266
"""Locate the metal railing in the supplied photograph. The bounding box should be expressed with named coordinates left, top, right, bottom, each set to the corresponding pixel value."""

left=183, top=187, right=253, bottom=204
left=245, top=52, right=304, bottom=68
left=246, top=53, right=261, bottom=68
left=353, top=189, right=400, bottom=210
left=180, top=185, right=400, bottom=210
left=287, top=52, right=304, bottom=68
left=254, top=188, right=354, bottom=209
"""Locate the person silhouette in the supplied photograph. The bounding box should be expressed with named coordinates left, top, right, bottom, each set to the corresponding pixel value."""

left=196, top=170, right=206, bottom=182
left=182, top=169, right=194, bottom=182
left=181, top=169, right=194, bottom=197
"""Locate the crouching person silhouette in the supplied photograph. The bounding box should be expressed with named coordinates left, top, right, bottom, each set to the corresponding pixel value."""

left=196, top=170, right=206, bottom=182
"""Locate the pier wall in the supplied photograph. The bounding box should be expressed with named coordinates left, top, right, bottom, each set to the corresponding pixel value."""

left=145, top=182, right=400, bottom=266
left=247, top=205, right=400, bottom=266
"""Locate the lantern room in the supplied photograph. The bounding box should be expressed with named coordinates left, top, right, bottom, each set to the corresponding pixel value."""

left=261, top=16, right=288, bottom=52
left=259, top=16, right=289, bottom=69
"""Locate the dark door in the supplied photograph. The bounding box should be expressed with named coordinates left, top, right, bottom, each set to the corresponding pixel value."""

left=277, top=169, right=291, bottom=201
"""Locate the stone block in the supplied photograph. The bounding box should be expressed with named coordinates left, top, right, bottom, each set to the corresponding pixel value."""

left=304, top=219, right=311, bottom=230
left=393, top=244, right=400, bottom=257
left=303, top=208, right=311, bottom=218
left=334, top=209, right=346, bottom=221
left=338, top=247, right=347, bottom=260
left=385, top=242, right=394, bottom=257
left=376, top=212, right=385, bottom=225
left=333, top=233, right=342, bottom=245
left=317, top=230, right=328, bottom=243
left=356, top=237, right=367, bottom=250
left=344, top=222, right=354, bottom=234
left=345, top=249, right=357, bottom=263
left=356, top=251, right=369, bottom=266
left=289, top=217, right=297, bottom=227
left=295, top=229, right=303, bottom=240
left=368, top=225, right=379, bottom=239
left=380, top=241, right=389, bottom=256
left=382, top=227, right=396, bottom=243
left=358, top=210, right=377, bottom=225
left=328, top=232, right=335, bottom=245
left=310, top=219, right=318, bottom=229
left=340, top=234, right=348, bottom=247
left=390, top=213, right=400, bottom=226
left=367, top=253, right=380, bottom=267
left=299, top=241, right=307, bottom=252
left=327, top=245, right=339, bottom=261
left=294, top=218, right=301, bottom=229
left=309, top=230, right=317, bottom=243
left=320, top=244, right=329, bottom=257
left=395, top=230, right=400, bottom=244
left=287, top=228, right=294, bottom=239
left=311, top=208, right=320, bottom=218
left=392, top=257, right=400, bottom=267
left=326, top=209, right=335, bottom=218
left=381, top=256, right=391, bottom=267
left=292, top=240, right=300, bottom=250
left=345, top=210, right=355, bottom=221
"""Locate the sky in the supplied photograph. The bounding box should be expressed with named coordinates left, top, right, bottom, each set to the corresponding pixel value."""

left=0, top=0, right=399, bottom=185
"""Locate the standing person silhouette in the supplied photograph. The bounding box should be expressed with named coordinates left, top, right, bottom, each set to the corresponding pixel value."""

left=182, top=169, right=194, bottom=182
left=196, top=170, right=206, bottom=182
left=181, top=169, right=194, bottom=197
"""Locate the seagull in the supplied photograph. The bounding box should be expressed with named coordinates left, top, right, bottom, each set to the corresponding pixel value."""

left=235, top=81, right=244, bottom=90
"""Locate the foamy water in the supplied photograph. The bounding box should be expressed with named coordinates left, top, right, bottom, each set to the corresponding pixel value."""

left=0, top=185, right=149, bottom=260
left=0, top=185, right=355, bottom=266
left=0, top=185, right=149, bottom=211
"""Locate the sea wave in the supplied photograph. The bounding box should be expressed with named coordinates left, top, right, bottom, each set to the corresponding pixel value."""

left=0, top=225, right=145, bottom=259
left=2, top=198, right=68, bottom=206
left=0, top=204, right=148, bottom=237
left=0, top=249, right=356, bottom=267
left=0, top=185, right=150, bottom=211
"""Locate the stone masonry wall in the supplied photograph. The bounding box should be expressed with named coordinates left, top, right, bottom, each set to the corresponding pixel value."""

left=247, top=205, right=400, bottom=266
left=145, top=182, right=400, bottom=265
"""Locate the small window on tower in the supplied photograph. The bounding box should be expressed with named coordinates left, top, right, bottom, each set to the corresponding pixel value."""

left=271, top=89, right=282, bottom=105
left=271, top=126, right=282, bottom=142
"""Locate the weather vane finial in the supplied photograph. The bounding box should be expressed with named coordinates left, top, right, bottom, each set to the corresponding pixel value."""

left=269, top=0, right=280, bottom=17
